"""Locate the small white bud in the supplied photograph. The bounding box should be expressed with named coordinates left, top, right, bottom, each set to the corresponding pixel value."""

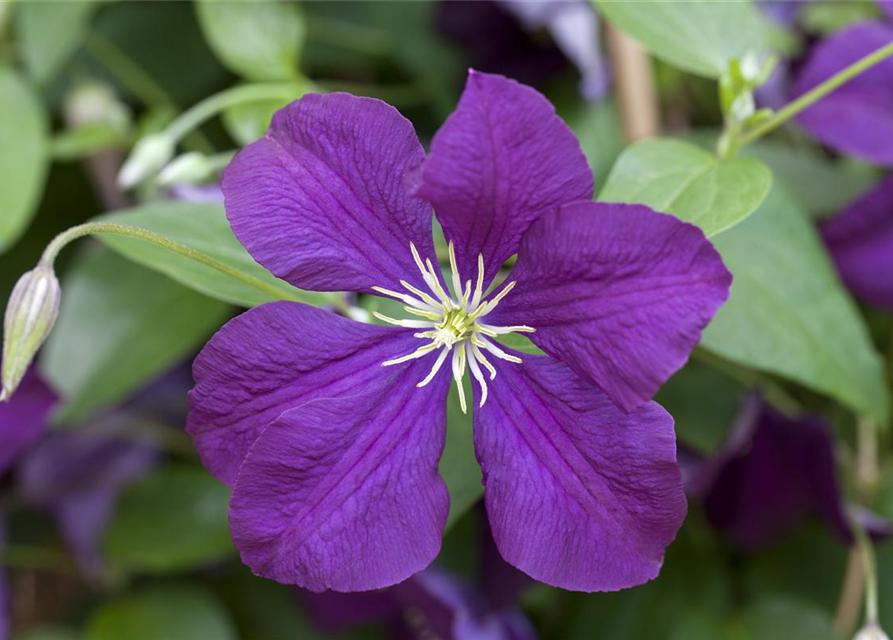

left=158, top=152, right=214, bottom=187
left=855, top=623, right=890, bottom=640
left=118, top=133, right=175, bottom=189
left=2, top=266, right=61, bottom=402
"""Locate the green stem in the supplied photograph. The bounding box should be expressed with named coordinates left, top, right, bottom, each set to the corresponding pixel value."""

left=1, top=546, right=77, bottom=573
left=736, top=40, right=893, bottom=150
left=852, top=517, right=879, bottom=625
left=83, top=31, right=213, bottom=154
left=40, top=222, right=304, bottom=304
left=165, top=83, right=302, bottom=143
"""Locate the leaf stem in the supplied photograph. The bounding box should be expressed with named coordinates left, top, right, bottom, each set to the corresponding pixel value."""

left=735, top=40, right=893, bottom=150
left=164, top=83, right=303, bottom=144
left=40, top=222, right=303, bottom=304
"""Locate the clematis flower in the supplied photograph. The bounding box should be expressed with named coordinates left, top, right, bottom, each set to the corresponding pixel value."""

left=793, top=19, right=893, bottom=165
left=188, top=71, right=731, bottom=592
left=821, top=175, right=893, bottom=309
left=687, top=395, right=891, bottom=549
left=300, top=514, right=535, bottom=639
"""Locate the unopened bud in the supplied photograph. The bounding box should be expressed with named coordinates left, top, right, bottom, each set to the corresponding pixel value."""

left=118, top=133, right=174, bottom=189
left=2, top=266, right=61, bottom=402
left=855, top=623, right=890, bottom=640
left=158, top=152, right=213, bottom=186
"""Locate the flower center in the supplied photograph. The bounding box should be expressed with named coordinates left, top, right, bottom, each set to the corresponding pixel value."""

left=371, top=241, right=534, bottom=413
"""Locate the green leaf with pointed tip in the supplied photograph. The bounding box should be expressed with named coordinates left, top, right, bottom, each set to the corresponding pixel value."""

left=595, top=0, right=768, bottom=78
left=97, top=202, right=339, bottom=308
left=195, top=0, right=305, bottom=81
left=701, top=185, right=889, bottom=426
left=86, top=584, right=237, bottom=640
left=40, top=249, right=230, bottom=422
left=16, top=1, right=96, bottom=83
left=0, top=67, right=49, bottom=254
left=105, top=466, right=235, bottom=573
left=600, top=138, right=773, bottom=237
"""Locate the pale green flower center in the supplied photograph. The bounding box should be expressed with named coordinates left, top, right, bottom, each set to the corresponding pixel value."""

left=372, top=241, right=534, bottom=414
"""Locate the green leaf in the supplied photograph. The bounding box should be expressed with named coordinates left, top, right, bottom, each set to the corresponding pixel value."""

left=701, top=185, right=889, bottom=426
left=105, top=466, right=234, bottom=573
left=564, top=100, right=626, bottom=189
left=86, top=583, right=237, bottom=640
left=442, top=378, right=482, bottom=531
left=739, top=598, right=841, bottom=640
left=600, top=138, right=773, bottom=237
left=221, top=79, right=313, bottom=145
left=16, top=0, right=96, bottom=83
left=195, top=0, right=305, bottom=81
left=741, top=140, right=879, bottom=220
left=0, top=67, right=49, bottom=254
left=655, top=362, right=743, bottom=455
left=97, top=202, right=339, bottom=308
left=40, top=249, right=230, bottom=422
left=595, top=0, right=768, bottom=78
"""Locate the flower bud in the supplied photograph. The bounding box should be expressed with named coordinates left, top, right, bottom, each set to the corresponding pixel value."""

left=158, top=152, right=214, bottom=187
left=855, top=623, right=890, bottom=640
left=2, top=266, right=61, bottom=402
left=118, top=133, right=174, bottom=189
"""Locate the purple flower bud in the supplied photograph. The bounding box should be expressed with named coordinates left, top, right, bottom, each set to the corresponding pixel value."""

left=2, top=266, right=61, bottom=402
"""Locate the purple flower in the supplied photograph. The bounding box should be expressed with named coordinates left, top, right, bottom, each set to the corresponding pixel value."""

left=300, top=518, right=535, bottom=639
left=16, top=415, right=157, bottom=580
left=0, top=367, right=55, bottom=475
left=188, top=71, right=731, bottom=592
left=687, top=396, right=890, bottom=549
left=821, top=176, right=893, bottom=309
left=793, top=20, right=893, bottom=165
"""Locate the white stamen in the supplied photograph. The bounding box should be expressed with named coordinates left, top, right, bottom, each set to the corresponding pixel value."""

left=418, top=347, right=451, bottom=387
left=372, top=243, right=533, bottom=409
left=451, top=346, right=468, bottom=414
left=470, top=253, right=485, bottom=310
left=477, top=336, right=523, bottom=364
left=465, top=341, right=488, bottom=407
left=371, top=286, right=438, bottom=312
left=477, top=323, right=535, bottom=335
left=372, top=312, right=435, bottom=329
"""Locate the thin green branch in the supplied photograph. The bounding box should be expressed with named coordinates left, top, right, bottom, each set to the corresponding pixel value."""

left=40, top=222, right=304, bottom=304
left=736, top=40, right=893, bottom=150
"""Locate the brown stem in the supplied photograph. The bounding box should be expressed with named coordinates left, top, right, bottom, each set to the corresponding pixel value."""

left=605, top=24, right=660, bottom=141
left=834, top=418, right=878, bottom=634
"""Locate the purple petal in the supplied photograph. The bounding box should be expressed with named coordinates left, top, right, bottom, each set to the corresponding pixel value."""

left=794, top=22, right=893, bottom=165
left=821, top=176, right=893, bottom=308
left=474, top=353, right=686, bottom=592
left=415, top=70, right=593, bottom=288
left=188, top=302, right=420, bottom=486
left=0, top=518, right=6, bottom=640
left=228, top=357, right=451, bottom=592
left=223, top=92, right=436, bottom=294
left=17, top=418, right=157, bottom=578
left=880, top=0, right=893, bottom=22
left=0, top=368, right=55, bottom=475
left=699, top=399, right=852, bottom=549
left=487, top=202, right=731, bottom=412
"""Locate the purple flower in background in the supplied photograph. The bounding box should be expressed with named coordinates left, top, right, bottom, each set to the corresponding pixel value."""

left=188, top=71, right=731, bottom=592
left=0, top=368, right=55, bottom=475
left=687, top=396, right=890, bottom=549
left=498, top=0, right=610, bottom=101
left=822, top=175, right=893, bottom=309
left=794, top=20, right=893, bottom=165
left=17, top=415, right=157, bottom=580
left=303, top=567, right=536, bottom=640
left=301, top=518, right=535, bottom=640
